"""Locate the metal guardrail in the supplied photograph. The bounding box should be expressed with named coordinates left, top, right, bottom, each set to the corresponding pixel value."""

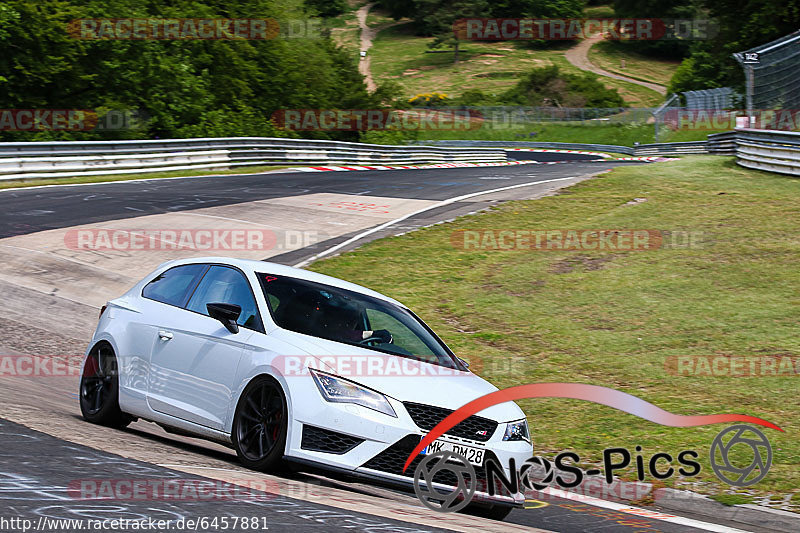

left=733, top=129, right=800, bottom=176
left=706, top=131, right=738, bottom=155
left=414, top=139, right=729, bottom=156
left=412, top=140, right=636, bottom=155
left=6, top=130, right=796, bottom=180
left=0, top=137, right=507, bottom=180
left=632, top=140, right=709, bottom=156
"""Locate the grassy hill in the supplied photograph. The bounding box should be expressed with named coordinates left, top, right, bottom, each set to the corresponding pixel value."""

left=328, top=3, right=721, bottom=143
left=331, top=4, right=670, bottom=107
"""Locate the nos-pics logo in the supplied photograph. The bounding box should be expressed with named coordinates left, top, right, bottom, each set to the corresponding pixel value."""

left=412, top=424, right=773, bottom=512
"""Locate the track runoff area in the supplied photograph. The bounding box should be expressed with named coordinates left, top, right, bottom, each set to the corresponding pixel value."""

left=0, top=157, right=756, bottom=532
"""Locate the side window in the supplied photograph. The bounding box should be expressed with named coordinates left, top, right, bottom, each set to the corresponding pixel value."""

left=142, top=264, right=207, bottom=307
left=186, top=266, right=262, bottom=331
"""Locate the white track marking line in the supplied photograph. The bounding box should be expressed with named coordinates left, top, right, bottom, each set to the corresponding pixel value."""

left=542, top=487, right=755, bottom=533
left=292, top=175, right=588, bottom=268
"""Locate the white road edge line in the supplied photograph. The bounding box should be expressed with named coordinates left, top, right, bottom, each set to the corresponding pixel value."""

left=292, top=174, right=592, bottom=268
left=541, top=487, right=755, bottom=533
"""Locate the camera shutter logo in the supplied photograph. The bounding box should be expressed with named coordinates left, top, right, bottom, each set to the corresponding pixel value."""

left=518, top=456, right=554, bottom=491
left=710, top=425, right=772, bottom=487
left=413, top=451, right=477, bottom=512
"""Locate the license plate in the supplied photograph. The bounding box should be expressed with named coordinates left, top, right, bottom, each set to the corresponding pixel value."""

left=422, top=439, right=485, bottom=466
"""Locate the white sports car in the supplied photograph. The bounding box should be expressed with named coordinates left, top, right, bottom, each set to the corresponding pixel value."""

left=80, top=257, right=531, bottom=517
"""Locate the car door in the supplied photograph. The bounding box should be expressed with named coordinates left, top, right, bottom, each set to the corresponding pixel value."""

left=147, top=265, right=264, bottom=431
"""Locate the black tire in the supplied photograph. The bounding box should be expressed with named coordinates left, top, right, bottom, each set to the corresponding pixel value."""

left=463, top=503, right=514, bottom=521
left=232, top=376, right=288, bottom=472
left=79, top=343, right=132, bottom=428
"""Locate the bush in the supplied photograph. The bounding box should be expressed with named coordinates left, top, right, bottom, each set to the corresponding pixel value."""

left=501, top=65, right=624, bottom=108
left=304, top=0, right=347, bottom=17
left=408, top=92, right=450, bottom=106
left=359, top=127, right=419, bottom=145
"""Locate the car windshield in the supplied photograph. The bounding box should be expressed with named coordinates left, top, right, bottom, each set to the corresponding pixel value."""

left=257, top=273, right=461, bottom=369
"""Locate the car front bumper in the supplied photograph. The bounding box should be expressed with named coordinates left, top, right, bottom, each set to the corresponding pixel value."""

left=284, top=380, right=531, bottom=506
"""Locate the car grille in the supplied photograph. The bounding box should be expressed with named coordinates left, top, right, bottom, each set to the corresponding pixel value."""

left=403, top=402, right=498, bottom=442
left=300, top=425, right=364, bottom=454
left=361, top=435, right=512, bottom=495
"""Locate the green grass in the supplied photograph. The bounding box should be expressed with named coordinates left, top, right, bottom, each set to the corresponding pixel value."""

left=414, top=122, right=723, bottom=145
left=588, top=40, right=680, bottom=87
left=328, top=9, right=361, bottom=52
left=583, top=5, right=616, bottom=18
left=710, top=494, right=755, bottom=506
left=309, top=156, right=800, bottom=499
left=0, top=165, right=293, bottom=190
left=370, top=23, right=663, bottom=107
left=366, top=9, right=395, bottom=28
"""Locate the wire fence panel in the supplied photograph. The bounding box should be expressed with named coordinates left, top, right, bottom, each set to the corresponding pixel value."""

left=734, top=30, right=800, bottom=113
left=682, top=88, right=738, bottom=109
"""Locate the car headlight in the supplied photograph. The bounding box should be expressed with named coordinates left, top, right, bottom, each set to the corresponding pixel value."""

left=503, top=419, right=530, bottom=442
left=310, top=369, right=397, bottom=418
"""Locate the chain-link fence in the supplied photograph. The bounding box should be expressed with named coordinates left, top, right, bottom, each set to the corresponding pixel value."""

left=734, top=29, right=800, bottom=118
left=681, top=88, right=738, bottom=109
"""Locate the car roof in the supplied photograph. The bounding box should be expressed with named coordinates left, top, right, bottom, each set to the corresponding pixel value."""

left=158, top=256, right=405, bottom=307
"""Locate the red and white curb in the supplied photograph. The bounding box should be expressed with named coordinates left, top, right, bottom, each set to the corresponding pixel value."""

left=615, top=156, right=679, bottom=162
left=293, top=160, right=541, bottom=172
left=289, top=157, right=675, bottom=173
left=506, top=148, right=613, bottom=158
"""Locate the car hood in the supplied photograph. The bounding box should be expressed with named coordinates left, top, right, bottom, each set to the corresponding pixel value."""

left=273, top=330, right=525, bottom=423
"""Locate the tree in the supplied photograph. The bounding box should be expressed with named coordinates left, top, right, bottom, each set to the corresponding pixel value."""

left=0, top=0, right=373, bottom=141
left=612, top=0, right=699, bottom=58
left=416, top=0, right=490, bottom=64
left=669, top=0, right=800, bottom=93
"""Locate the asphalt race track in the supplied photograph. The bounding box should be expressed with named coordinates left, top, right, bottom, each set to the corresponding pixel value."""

left=0, top=161, right=764, bottom=532
left=0, top=160, right=631, bottom=239
left=0, top=418, right=448, bottom=533
left=505, top=151, right=605, bottom=162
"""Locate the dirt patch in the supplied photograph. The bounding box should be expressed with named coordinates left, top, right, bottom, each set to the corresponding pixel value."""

left=440, top=313, right=478, bottom=334
left=549, top=254, right=615, bottom=274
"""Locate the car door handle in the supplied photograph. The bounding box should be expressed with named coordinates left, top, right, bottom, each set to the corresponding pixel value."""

left=158, top=330, right=173, bottom=341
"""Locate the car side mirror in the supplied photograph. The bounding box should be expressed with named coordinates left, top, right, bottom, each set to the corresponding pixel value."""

left=207, top=303, right=241, bottom=334
left=457, top=357, right=470, bottom=369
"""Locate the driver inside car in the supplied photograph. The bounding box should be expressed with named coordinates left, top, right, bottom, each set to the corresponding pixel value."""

left=284, top=290, right=393, bottom=345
